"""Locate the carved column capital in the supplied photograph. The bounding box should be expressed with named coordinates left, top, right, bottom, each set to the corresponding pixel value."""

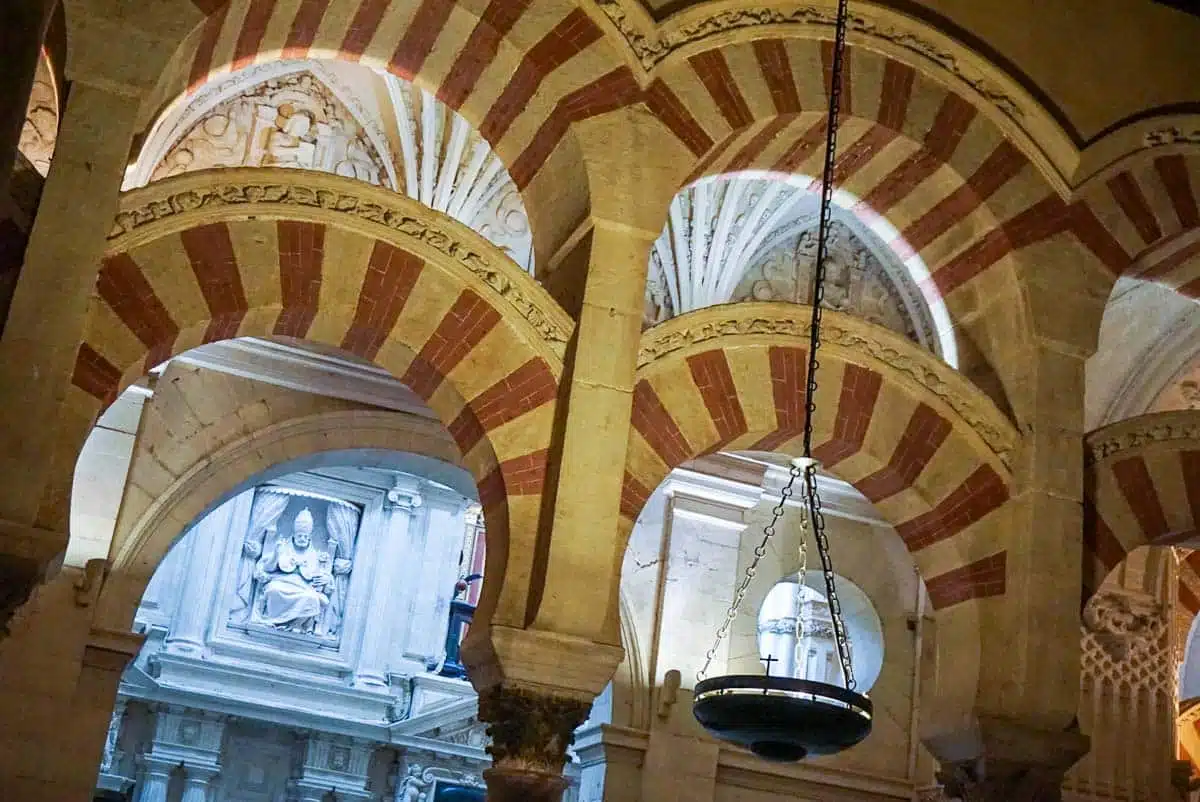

left=477, top=685, right=591, bottom=802
left=925, top=717, right=1089, bottom=802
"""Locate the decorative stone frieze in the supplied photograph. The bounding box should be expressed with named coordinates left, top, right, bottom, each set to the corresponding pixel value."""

left=638, top=303, right=1017, bottom=467
left=108, top=171, right=572, bottom=357
left=1085, top=410, right=1200, bottom=464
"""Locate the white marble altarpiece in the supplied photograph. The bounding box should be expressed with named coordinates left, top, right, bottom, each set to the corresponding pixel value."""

left=94, top=464, right=560, bottom=802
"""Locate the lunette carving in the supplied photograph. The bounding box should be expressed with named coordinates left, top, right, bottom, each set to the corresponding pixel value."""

left=593, top=1, right=1021, bottom=121
left=108, top=180, right=570, bottom=354
left=638, top=310, right=1015, bottom=467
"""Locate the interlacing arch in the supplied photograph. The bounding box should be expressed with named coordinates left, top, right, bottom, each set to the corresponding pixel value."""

left=70, top=168, right=575, bottom=629
left=621, top=303, right=1018, bottom=613
left=1082, top=410, right=1200, bottom=609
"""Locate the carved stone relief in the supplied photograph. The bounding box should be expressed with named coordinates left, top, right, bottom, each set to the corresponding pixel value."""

left=230, top=488, right=360, bottom=641
left=152, top=71, right=387, bottom=187
left=730, top=220, right=925, bottom=346
left=645, top=177, right=938, bottom=357
left=593, top=1, right=1022, bottom=123
left=18, top=53, right=56, bottom=177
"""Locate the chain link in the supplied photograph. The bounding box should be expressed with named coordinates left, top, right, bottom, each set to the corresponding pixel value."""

left=696, top=0, right=856, bottom=692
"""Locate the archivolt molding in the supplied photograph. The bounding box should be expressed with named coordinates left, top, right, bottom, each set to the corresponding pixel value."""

left=110, top=409, right=465, bottom=576
left=591, top=0, right=1076, bottom=190
left=638, top=302, right=1018, bottom=468
left=1085, top=410, right=1200, bottom=466
left=110, top=169, right=574, bottom=361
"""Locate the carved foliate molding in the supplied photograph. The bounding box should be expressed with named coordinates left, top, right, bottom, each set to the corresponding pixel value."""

left=591, top=0, right=1074, bottom=188
left=1085, top=410, right=1200, bottom=465
left=109, top=171, right=572, bottom=360
left=637, top=303, right=1017, bottom=468
left=477, top=686, right=591, bottom=775
left=1081, top=591, right=1171, bottom=693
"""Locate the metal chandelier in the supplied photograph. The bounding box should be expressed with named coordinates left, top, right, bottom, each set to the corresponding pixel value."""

left=690, top=0, right=874, bottom=763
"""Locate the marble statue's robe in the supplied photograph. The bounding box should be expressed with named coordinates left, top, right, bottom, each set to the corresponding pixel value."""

left=256, top=540, right=333, bottom=629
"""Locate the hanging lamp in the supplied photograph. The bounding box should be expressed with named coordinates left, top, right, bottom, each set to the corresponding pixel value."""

left=691, top=0, right=873, bottom=763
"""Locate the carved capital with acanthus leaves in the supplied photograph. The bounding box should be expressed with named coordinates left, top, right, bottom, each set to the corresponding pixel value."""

left=477, top=685, right=590, bottom=802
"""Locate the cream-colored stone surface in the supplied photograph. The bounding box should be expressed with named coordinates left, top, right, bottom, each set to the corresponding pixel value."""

left=3, top=0, right=1200, bottom=796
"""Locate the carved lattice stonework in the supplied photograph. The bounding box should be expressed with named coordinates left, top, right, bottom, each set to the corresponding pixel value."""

left=1081, top=591, right=1172, bottom=694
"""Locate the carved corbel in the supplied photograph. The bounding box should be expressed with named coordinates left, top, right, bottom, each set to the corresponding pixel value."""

left=75, top=557, right=111, bottom=608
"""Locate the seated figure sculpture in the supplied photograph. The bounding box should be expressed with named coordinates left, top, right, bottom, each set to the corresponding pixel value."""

left=253, top=508, right=334, bottom=634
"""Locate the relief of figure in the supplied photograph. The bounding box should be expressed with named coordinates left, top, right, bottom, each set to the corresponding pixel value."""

left=230, top=490, right=290, bottom=625
left=254, top=508, right=334, bottom=634
left=263, top=106, right=317, bottom=168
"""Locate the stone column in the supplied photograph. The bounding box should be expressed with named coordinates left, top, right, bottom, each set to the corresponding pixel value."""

left=164, top=500, right=234, bottom=654
left=181, top=765, right=220, bottom=802
left=354, top=479, right=422, bottom=688
left=135, top=756, right=175, bottom=802
left=0, top=0, right=54, bottom=198
left=478, top=685, right=594, bottom=802
left=979, top=345, right=1088, bottom=728
left=0, top=0, right=201, bottom=574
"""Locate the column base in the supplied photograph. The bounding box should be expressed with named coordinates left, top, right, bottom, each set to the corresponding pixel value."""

left=483, top=767, right=569, bottom=802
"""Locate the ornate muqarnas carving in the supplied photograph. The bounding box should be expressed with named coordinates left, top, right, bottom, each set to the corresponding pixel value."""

left=109, top=178, right=571, bottom=354
left=477, top=686, right=591, bottom=775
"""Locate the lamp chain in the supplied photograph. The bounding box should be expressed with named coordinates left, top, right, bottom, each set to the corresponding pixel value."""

left=696, top=0, right=855, bottom=690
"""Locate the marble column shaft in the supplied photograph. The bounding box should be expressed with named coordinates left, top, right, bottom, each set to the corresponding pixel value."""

left=165, top=502, right=234, bottom=653
left=135, top=758, right=174, bottom=802
left=355, top=482, right=421, bottom=687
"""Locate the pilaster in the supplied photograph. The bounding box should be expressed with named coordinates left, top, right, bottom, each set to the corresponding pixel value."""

left=531, top=219, right=656, bottom=641
left=979, top=344, right=1088, bottom=729
left=355, top=479, right=423, bottom=688
left=164, top=500, right=234, bottom=655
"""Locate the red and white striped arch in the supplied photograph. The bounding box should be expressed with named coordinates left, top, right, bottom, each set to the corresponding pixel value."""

left=73, top=169, right=575, bottom=628
left=645, top=39, right=1085, bottom=310
left=1075, top=152, right=1200, bottom=296
left=153, top=0, right=636, bottom=261
left=622, top=303, right=1018, bottom=613
left=1083, top=410, right=1200, bottom=608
